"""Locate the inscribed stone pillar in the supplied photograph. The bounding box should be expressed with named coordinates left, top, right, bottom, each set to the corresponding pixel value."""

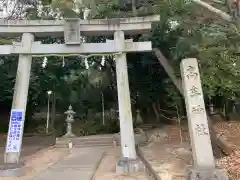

left=180, top=58, right=215, bottom=168
left=114, top=31, right=137, bottom=159
left=4, top=33, right=34, bottom=164
left=181, top=59, right=229, bottom=180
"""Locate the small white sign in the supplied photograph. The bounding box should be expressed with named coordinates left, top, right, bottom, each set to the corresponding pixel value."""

left=6, top=109, right=24, bottom=153
left=123, top=145, right=129, bottom=158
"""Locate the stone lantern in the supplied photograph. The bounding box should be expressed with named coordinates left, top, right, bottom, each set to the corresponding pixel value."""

left=209, top=103, right=216, bottom=115
left=63, top=105, right=76, bottom=137
left=135, top=109, right=143, bottom=126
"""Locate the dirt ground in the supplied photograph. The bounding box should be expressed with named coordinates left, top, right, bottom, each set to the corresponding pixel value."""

left=0, top=136, right=55, bottom=163
left=0, top=135, right=68, bottom=180
left=1, top=121, right=240, bottom=180
left=1, top=147, right=69, bottom=180
left=139, top=125, right=190, bottom=180
left=139, top=122, right=240, bottom=180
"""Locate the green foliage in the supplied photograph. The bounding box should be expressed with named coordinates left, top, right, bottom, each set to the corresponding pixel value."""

left=171, top=23, right=240, bottom=100
left=0, top=123, right=9, bottom=133
left=0, top=0, right=240, bottom=134
left=78, top=119, right=119, bottom=136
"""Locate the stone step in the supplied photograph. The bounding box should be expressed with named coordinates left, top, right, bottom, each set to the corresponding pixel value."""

left=55, top=141, right=113, bottom=147
left=56, top=139, right=113, bottom=142
left=55, top=143, right=112, bottom=148
left=57, top=134, right=113, bottom=139
left=56, top=138, right=113, bottom=144
left=55, top=135, right=113, bottom=148
left=138, top=124, right=156, bottom=129
left=56, top=140, right=113, bottom=145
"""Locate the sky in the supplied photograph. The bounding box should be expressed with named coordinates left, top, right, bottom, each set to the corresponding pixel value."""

left=0, top=0, right=15, bottom=18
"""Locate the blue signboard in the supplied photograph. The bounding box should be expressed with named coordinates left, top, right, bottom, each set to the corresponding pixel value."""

left=6, top=109, right=24, bottom=153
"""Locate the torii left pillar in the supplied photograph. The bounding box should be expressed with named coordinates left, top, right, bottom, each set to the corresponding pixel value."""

left=1, top=33, right=34, bottom=176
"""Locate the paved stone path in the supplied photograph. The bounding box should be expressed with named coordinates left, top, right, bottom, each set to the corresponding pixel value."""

left=32, top=146, right=109, bottom=180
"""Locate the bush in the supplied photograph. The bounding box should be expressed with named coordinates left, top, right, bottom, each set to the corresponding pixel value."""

left=0, top=123, right=8, bottom=133
left=76, top=118, right=119, bottom=136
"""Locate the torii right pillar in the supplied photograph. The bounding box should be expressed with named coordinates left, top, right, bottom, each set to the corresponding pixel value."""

left=114, top=30, right=142, bottom=172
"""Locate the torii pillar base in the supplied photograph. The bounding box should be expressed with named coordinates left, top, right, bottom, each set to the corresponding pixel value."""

left=0, top=163, right=24, bottom=177
left=116, top=157, right=144, bottom=173
left=187, top=168, right=229, bottom=180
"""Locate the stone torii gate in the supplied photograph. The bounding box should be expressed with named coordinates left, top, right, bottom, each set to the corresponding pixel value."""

left=0, top=15, right=159, bottom=172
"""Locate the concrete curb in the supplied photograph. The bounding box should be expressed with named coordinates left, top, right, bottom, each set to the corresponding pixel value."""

left=136, top=145, right=162, bottom=180
left=90, top=148, right=108, bottom=180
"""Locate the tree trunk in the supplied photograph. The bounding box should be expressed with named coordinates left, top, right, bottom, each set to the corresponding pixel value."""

left=152, top=103, right=160, bottom=122
left=153, top=48, right=234, bottom=157
left=132, top=0, right=137, bottom=16
left=192, top=0, right=232, bottom=21
left=156, top=101, right=161, bottom=112
left=51, top=91, right=56, bottom=130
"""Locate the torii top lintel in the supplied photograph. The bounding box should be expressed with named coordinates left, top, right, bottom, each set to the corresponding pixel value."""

left=0, top=15, right=160, bottom=37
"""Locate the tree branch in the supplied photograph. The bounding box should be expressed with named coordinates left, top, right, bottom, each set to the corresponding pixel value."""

left=153, top=48, right=183, bottom=94
left=192, top=0, right=233, bottom=22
